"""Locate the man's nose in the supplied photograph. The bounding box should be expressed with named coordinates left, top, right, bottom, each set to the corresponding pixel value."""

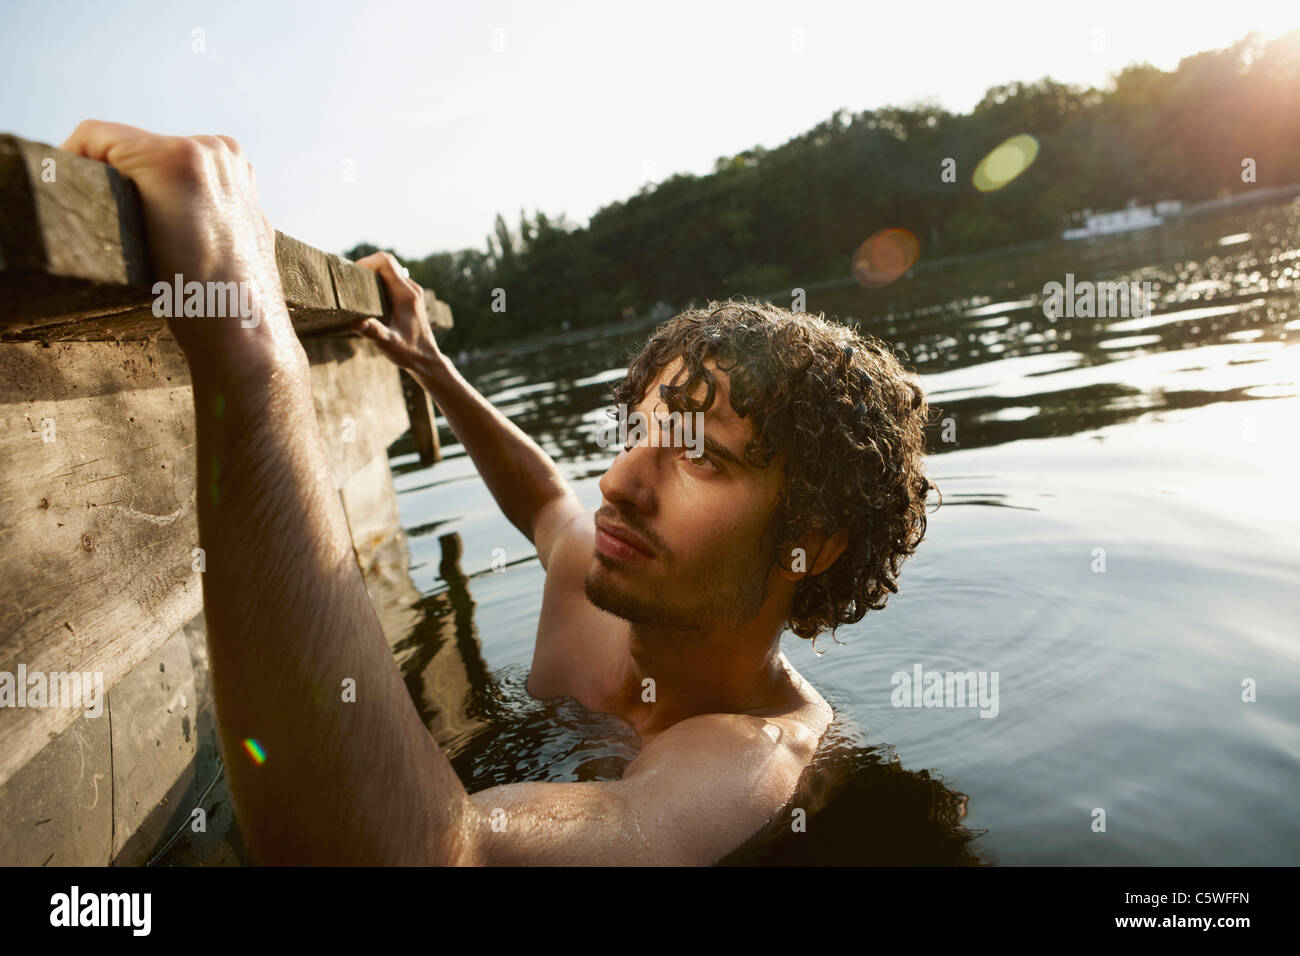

left=598, top=437, right=660, bottom=515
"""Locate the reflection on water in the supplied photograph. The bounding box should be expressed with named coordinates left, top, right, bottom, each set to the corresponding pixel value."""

left=388, top=197, right=1300, bottom=866
left=448, top=668, right=641, bottom=786
left=717, top=718, right=987, bottom=866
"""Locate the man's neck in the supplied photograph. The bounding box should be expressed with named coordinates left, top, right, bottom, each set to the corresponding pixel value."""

left=617, top=611, right=792, bottom=737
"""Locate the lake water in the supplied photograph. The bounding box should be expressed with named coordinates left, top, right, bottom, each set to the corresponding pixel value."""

left=389, top=197, right=1300, bottom=866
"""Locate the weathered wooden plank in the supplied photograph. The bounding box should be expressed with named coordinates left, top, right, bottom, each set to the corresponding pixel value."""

left=328, top=254, right=386, bottom=317
left=304, top=336, right=411, bottom=486
left=133, top=611, right=245, bottom=866
left=107, top=627, right=198, bottom=861
left=0, top=337, right=203, bottom=790
left=401, top=369, right=442, bottom=466
left=328, top=251, right=454, bottom=332
left=0, top=134, right=157, bottom=330
left=339, top=453, right=417, bottom=604
left=0, top=133, right=151, bottom=290
left=274, top=231, right=335, bottom=312
left=0, top=701, right=112, bottom=865
left=424, top=292, right=454, bottom=331
left=4, top=432, right=441, bottom=862
left=0, top=133, right=453, bottom=339
left=0, top=335, right=412, bottom=789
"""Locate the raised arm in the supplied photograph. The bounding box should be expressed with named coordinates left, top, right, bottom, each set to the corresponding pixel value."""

left=57, top=121, right=478, bottom=864
left=351, top=262, right=585, bottom=568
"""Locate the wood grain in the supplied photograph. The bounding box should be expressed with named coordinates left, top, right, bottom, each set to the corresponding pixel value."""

left=0, top=336, right=413, bottom=789
left=0, top=133, right=454, bottom=339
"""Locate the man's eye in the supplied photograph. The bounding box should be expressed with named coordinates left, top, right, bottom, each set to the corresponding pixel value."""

left=684, top=451, right=716, bottom=469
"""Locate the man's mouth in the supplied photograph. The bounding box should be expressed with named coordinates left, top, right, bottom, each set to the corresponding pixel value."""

left=594, top=514, right=657, bottom=564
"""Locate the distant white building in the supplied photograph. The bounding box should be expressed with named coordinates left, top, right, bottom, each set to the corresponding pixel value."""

left=1063, top=198, right=1181, bottom=240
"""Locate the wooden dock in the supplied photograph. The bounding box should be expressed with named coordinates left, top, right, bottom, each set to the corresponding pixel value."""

left=0, top=133, right=470, bottom=864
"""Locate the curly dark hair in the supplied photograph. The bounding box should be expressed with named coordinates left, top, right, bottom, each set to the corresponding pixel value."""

left=609, top=298, right=937, bottom=646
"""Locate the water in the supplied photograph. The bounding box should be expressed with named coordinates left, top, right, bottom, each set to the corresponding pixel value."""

left=391, top=198, right=1300, bottom=866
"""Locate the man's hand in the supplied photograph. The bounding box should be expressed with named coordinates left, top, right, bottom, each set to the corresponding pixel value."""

left=351, top=251, right=444, bottom=375
left=59, top=120, right=298, bottom=373
left=351, top=249, right=586, bottom=561
left=54, top=120, right=481, bottom=864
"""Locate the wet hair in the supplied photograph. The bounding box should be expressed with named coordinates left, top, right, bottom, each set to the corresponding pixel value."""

left=610, top=298, right=936, bottom=645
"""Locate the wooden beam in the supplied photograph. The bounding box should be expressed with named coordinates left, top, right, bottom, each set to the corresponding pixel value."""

left=0, top=338, right=203, bottom=791
left=303, top=337, right=411, bottom=486
left=0, top=701, right=112, bottom=865
left=274, top=231, right=336, bottom=318
left=0, top=335, right=412, bottom=790
left=424, top=291, right=454, bottom=331
left=0, top=133, right=454, bottom=340
left=401, top=371, right=442, bottom=467
left=326, top=250, right=453, bottom=332
left=328, top=252, right=385, bottom=317
left=106, top=628, right=198, bottom=862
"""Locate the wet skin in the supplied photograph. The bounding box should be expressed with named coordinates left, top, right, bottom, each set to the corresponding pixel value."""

left=62, top=120, right=843, bottom=865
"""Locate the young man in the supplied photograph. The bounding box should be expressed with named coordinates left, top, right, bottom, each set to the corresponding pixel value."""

left=59, top=120, right=933, bottom=865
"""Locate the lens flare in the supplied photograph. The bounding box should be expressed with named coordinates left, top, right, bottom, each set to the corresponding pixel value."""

left=973, top=134, right=1039, bottom=192
left=852, top=228, right=920, bottom=288
left=242, top=738, right=267, bottom=765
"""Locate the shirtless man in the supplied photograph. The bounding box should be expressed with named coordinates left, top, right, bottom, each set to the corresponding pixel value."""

left=59, top=120, right=933, bottom=865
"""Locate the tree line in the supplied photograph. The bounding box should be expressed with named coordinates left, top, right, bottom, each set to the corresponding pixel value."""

left=346, top=30, right=1300, bottom=351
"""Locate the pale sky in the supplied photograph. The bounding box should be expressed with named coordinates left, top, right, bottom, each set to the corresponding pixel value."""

left=3, top=0, right=1297, bottom=258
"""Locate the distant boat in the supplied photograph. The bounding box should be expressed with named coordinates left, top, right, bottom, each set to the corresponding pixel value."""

left=1063, top=200, right=1182, bottom=240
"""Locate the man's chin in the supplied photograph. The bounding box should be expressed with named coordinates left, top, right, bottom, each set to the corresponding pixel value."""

left=584, top=560, right=654, bottom=623
left=584, top=558, right=762, bottom=633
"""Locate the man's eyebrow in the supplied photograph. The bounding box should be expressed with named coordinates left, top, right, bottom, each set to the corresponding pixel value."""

left=702, top=432, right=745, bottom=466
left=648, top=402, right=746, bottom=465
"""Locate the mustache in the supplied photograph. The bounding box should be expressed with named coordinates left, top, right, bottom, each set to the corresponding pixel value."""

left=596, top=505, right=667, bottom=557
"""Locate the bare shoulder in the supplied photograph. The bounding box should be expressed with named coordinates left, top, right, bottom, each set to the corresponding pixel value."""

left=772, top=656, right=835, bottom=757
left=526, top=507, right=625, bottom=700
left=548, top=503, right=595, bottom=558
left=640, top=663, right=831, bottom=767
left=532, top=495, right=589, bottom=572
left=608, top=684, right=832, bottom=863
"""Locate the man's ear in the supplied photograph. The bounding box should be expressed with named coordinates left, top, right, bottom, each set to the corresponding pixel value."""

left=775, top=528, right=850, bottom=581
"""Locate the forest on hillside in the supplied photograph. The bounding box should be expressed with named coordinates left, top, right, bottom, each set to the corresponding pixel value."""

left=346, top=31, right=1300, bottom=350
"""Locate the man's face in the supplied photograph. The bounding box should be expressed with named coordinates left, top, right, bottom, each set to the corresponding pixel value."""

left=585, top=358, right=787, bottom=635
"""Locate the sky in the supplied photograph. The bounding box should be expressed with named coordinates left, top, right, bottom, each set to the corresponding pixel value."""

left=2, top=0, right=1298, bottom=259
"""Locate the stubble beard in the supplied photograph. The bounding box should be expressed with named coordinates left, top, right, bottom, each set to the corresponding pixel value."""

left=583, top=544, right=773, bottom=634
